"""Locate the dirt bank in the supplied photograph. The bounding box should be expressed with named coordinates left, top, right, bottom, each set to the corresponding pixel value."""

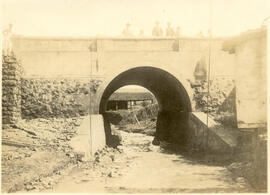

left=1, top=117, right=83, bottom=193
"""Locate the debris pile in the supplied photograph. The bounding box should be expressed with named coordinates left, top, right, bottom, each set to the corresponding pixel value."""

left=119, top=130, right=154, bottom=152
left=1, top=117, right=83, bottom=193
left=91, top=146, right=125, bottom=178
left=106, top=103, right=158, bottom=125
left=117, top=119, right=156, bottom=136
left=22, top=145, right=126, bottom=192
left=133, top=103, right=158, bottom=122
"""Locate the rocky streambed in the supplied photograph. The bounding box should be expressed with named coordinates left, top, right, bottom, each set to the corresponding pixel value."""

left=2, top=116, right=262, bottom=193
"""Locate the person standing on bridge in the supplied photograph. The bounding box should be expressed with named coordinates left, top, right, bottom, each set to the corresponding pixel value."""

left=198, top=31, right=204, bottom=38
left=122, top=23, right=133, bottom=37
left=2, top=24, right=13, bottom=55
left=175, top=26, right=181, bottom=37
left=138, top=29, right=144, bottom=37
left=166, top=22, right=175, bottom=37
left=152, top=21, right=163, bottom=37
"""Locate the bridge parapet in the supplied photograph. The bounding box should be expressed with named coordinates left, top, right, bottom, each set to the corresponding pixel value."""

left=12, top=35, right=227, bottom=53
left=11, top=35, right=235, bottom=79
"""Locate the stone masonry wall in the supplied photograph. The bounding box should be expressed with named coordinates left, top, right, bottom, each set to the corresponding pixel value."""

left=21, top=78, right=102, bottom=119
left=192, top=77, right=237, bottom=127
left=2, top=54, right=23, bottom=125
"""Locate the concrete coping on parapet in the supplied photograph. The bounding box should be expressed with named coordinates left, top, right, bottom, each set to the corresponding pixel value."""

left=191, top=112, right=239, bottom=148
left=11, top=34, right=231, bottom=41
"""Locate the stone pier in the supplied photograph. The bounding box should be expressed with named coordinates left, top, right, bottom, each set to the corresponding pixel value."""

left=2, top=54, right=23, bottom=126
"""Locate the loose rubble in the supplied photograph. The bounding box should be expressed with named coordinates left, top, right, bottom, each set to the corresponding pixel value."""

left=1, top=117, right=83, bottom=193
left=192, top=78, right=235, bottom=113
left=21, top=78, right=102, bottom=119
left=106, top=103, right=158, bottom=125
left=192, top=78, right=237, bottom=127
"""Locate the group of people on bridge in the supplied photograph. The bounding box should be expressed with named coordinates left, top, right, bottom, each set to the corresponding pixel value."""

left=122, top=21, right=210, bottom=38
left=152, top=21, right=180, bottom=37
left=122, top=21, right=181, bottom=38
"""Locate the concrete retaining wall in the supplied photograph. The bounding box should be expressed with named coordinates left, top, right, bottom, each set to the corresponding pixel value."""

left=223, top=28, right=267, bottom=128
left=69, top=115, right=106, bottom=160
left=70, top=112, right=240, bottom=158
left=188, top=112, right=238, bottom=154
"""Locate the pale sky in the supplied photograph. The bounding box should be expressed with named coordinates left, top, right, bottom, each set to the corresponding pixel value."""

left=116, top=85, right=149, bottom=92
left=1, top=0, right=270, bottom=37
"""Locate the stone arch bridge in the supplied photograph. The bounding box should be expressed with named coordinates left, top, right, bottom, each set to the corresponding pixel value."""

left=11, top=30, right=266, bottom=156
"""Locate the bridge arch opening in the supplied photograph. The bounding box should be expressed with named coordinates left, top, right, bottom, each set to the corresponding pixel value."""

left=105, top=85, right=157, bottom=111
left=99, top=66, right=192, bottom=145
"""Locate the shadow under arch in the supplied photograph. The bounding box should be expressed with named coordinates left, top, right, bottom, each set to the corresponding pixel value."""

left=98, top=66, right=192, bottom=146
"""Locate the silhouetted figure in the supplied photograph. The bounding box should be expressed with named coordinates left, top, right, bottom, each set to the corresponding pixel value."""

left=175, top=26, right=181, bottom=37
left=138, top=29, right=144, bottom=37
left=122, top=23, right=133, bottom=37
left=166, top=22, right=174, bottom=37
left=2, top=24, right=13, bottom=55
left=198, top=31, right=204, bottom=38
left=194, top=56, right=207, bottom=83
left=152, top=21, right=163, bottom=37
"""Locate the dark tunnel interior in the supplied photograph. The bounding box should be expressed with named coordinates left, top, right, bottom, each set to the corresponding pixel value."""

left=99, top=66, right=192, bottom=145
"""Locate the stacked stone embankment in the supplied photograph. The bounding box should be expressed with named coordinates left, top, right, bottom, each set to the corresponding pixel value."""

left=2, top=54, right=24, bottom=125
left=192, top=77, right=237, bottom=127
left=21, top=78, right=102, bottom=119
